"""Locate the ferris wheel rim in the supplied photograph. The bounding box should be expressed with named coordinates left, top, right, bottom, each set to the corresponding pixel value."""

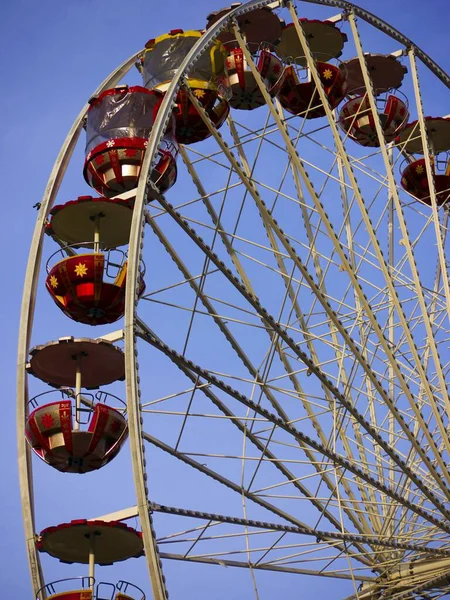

left=16, top=49, right=141, bottom=597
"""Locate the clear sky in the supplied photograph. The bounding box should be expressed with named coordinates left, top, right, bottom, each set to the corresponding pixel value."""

left=1, top=0, right=449, bottom=598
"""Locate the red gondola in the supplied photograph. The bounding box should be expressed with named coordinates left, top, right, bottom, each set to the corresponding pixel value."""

left=338, top=54, right=409, bottom=146
left=397, top=117, right=450, bottom=207
left=275, top=18, right=347, bottom=118
left=339, top=94, right=409, bottom=147
left=401, top=158, right=450, bottom=206
left=224, top=46, right=284, bottom=110
left=26, top=396, right=127, bottom=473
left=278, top=61, right=347, bottom=119
left=141, top=30, right=229, bottom=144
left=45, top=249, right=145, bottom=325
left=84, top=86, right=177, bottom=197
left=36, top=579, right=144, bottom=600
left=171, top=85, right=230, bottom=144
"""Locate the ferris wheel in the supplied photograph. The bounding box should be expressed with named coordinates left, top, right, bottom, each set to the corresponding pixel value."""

left=17, top=1, right=450, bottom=600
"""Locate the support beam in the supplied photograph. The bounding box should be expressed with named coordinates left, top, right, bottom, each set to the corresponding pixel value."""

left=150, top=503, right=450, bottom=557
left=136, top=319, right=450, bottom=534
left=144, top=214, right=373, bottom=551
left=150, top=190, right=450, bottom=524
left=159, top=552, right=373, bottom=581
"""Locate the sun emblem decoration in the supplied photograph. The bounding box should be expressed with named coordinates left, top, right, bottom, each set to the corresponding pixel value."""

left=41, top=413, right=55, bottom=428
left=49, top=275, right=58, bottom=289
left=60, top=410, right=70, bottom=422
left=193, top=88, right=206, bottom=99
left=322, top=68, right=333, bottom=80
left=74, top=262, right=88, bottom=277
left=415, top=164, right=424, bottom=175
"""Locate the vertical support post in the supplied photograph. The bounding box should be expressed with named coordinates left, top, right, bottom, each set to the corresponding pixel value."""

left=88, top=534, right=95, bottom=591
left=93, top=216, right=101, bottom=254
left=74, top=357, right=82, bottom=431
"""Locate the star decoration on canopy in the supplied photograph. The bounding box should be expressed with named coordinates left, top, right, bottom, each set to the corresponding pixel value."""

left=193, top=88, right=206, bottom=99
left=322, top=68, right=333, bottom=80
left=74, top=263, right=88, bottom=277
left=415, top=164, right=424, bottom=175
left=49, top=275, right=58, bottom=289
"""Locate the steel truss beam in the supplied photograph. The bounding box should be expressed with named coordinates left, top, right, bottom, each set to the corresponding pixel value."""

left=229, top=21, right=450, bottom=505
left=158, top=552, right=373, bottom=581
left=150, top=503, right=450, bottom=558
left=144, top=216, right=372, bottom=558
left=176, top=131, right=380, bottom=544
left=136, top=319, right=450, bottom=534
left=224, top=113, right=384, bottom=541
left=148, top=188, right=450, bottom=524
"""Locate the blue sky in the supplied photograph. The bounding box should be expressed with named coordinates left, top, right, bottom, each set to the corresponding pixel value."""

left=1, top=0, right=449, bottom=598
